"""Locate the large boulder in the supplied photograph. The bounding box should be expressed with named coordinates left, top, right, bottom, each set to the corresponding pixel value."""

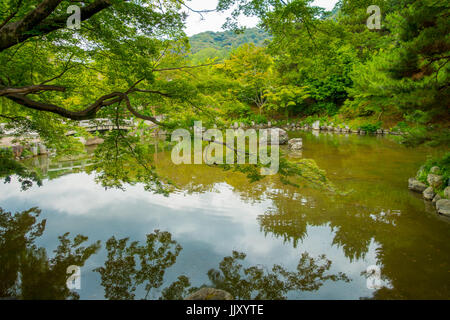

left=408, top=178, right=427, bottom=193
left=185, top=288, right=233, bottom=300
left=427, top=174, right=443, bottom=189
left=288, top=138, right=303, bottom=151
left=436, top=199, right=450, bottom=217
left=85, top=137, right=105, bottom=146
left=423, top=187, right=435, bottom=201
left=260, top=128, right=289, bottom=145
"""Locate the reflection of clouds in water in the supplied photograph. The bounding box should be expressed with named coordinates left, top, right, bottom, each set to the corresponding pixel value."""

left=0, top=174, right=267, bottom=218
left=0, top=173, right=384, bottom=299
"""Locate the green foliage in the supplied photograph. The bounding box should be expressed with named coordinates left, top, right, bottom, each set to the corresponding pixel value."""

left=344, top=0, right=449, bottom=145
left=304, top=102, right=340, bottom=117
left=359, top=122, right=382, bottom=133
left=217, top=44, right=275, bottom=112
left=265, top=85, right=310, bottom=118
left=404, top=110, right=433, bottom=125
left=251, top=114, right=268, bottom=124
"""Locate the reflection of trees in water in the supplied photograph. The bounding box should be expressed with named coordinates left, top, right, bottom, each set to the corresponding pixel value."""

left=202, top=251, right=350, bottom=300
left=96, top=233, right=350, bottom=300
left=94, top=231, right=182, bottom=300
left=0, top=149, right=42, bottom=191
left=258, top=186, right=390, bottom=261
left=0, top=207, right=350, bottom=300
left=0, top=207, right=100, bottom=299
left=260, top=185, right=450, bottom=299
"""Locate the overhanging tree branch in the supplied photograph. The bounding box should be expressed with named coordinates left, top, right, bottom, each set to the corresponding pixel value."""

left=3, top=86, right=170, bottom=124
left=0, top=0, right=113, bottom=53
left=4, top=91, right=123, bottom=120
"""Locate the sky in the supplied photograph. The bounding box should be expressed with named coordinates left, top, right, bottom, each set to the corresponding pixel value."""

left=184, top=0, right=340, bottom=36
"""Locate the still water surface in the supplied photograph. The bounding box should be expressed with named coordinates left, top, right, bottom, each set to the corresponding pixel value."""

left=1, top=131, right=449, bottom=299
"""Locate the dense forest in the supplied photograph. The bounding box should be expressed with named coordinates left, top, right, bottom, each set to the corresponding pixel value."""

left=187, top=0, right=450, bottom=147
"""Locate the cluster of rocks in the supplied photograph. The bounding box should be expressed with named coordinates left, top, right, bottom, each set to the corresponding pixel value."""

left=408, top=166, right=450, bottom=217
left=231, top=121, right=273, bottom=130
left=230, top=120, right=402, bottom=136
left=278, top=120, right=402, bottom=136
left=258, top=128, right=305, bottom=151
left=4, top=137, right=105, bottom=160
left=200, top=120, right=402, bottom=137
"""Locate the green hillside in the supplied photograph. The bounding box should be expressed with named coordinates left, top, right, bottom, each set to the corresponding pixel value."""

left=189, top=28, right=270, bottom=54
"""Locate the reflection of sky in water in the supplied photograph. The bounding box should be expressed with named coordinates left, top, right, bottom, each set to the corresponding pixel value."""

left=0, top=173, right=383, bottom=300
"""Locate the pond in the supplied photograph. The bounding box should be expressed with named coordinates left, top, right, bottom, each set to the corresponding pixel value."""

left=1, top=131, right=449, bottom=300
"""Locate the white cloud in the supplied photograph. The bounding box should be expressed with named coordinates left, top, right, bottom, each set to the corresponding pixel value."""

left=312, top=0, right=339, bottom=11
left=184, top=0, right=340, bottom=36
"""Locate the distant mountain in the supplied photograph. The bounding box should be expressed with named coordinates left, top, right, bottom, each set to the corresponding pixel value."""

left=189, top=28, right=271, bottom=54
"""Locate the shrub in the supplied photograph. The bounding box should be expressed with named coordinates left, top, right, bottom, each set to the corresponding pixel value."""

left=359, top=122, right=381, bottom=133
left=250, top=114, right=268, bottom=124
left=303, top=102, right=339, bottom=117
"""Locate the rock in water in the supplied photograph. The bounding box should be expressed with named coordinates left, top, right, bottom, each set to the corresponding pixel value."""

left=288, top=138, right=303, bottom=150
left=423, top=187, right=435, bottom=201
left=408, top=178, right=427, bottom=193
left=185, top=288, right=233, bottom=300
left=427, top=174, right=443, bottom=189
left=260, top=128, right=289, bottom=145
left=436, top=199, right=450, bottom=217
left=85, top=137, right=105, bottom=146
left=432, top=194, right=442, bottom=205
